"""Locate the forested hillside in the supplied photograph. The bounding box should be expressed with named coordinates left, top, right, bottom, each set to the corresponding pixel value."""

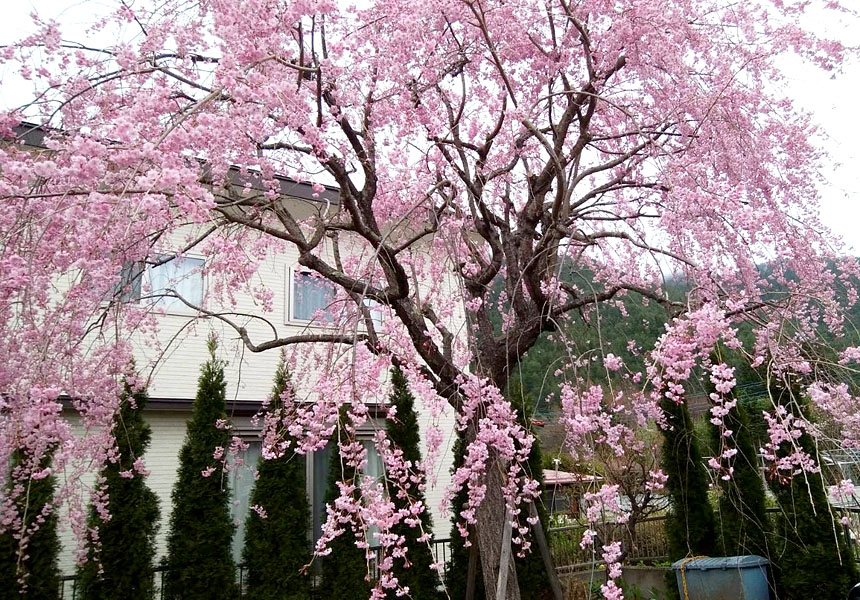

left=510, top=264, right=860, bottom=461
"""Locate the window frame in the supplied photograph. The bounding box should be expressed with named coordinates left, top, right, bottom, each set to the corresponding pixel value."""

left=227, top=436, right=263, bottom=563
left=286, top=265, right=337, bottom=326
left=114, top=254, right=206, bottom=316
left=146, top=254, right=206, bottom=315
left=306, top=432, right=386, bottom=548
left=286, top=265, right=387, bottom=331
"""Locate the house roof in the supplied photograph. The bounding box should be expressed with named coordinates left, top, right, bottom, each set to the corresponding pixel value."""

left=9, top=121, right=341, bottom=204
left=543, top=469, right=601, bottom=486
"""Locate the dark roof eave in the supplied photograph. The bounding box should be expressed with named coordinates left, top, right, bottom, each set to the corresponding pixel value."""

left=59, top=395, right=263, bottom=416
left=59, top=396, right=390, bottom=419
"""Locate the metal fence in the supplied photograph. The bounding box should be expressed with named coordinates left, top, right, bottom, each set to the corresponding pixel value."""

left=59, top=539, right=452, bottom=599
left=548, top=508, right=860, bottom=573
left=548, top=516, right=669, bottom=572
left=60, top=564, right=251, bottom=600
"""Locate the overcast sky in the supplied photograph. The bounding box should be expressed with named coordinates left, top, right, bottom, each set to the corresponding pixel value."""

left=2, top=1, right=859, bottom=250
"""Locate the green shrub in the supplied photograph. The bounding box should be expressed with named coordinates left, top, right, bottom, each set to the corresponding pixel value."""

left=163, top=337, right=237, bottom=600
left=708, top=388, right=770, bottom=558
left=242, top=359, right=312, bottom=600
left=445, top=425, right=485, bottom=600
left=508, top=378, right=553, bottom=600
left=660, top=396, right=716, bottom=560
left=317, top=414, right=373, bottom=600
left=385, top=367, right=444, bottom=599
left=78, top=379, right=160, bottom=600
left=0, top=452, right=61, bottom=599
left=766, top=382, right=857, bottom=600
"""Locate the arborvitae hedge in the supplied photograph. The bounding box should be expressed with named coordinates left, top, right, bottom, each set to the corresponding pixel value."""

left=660, top=396, right=717, bottom=560
left=242, top=359, right=311, bottom=600
left=163, top=338, right=237, bottom=600
left=446, top=378, right=551, bottom=600
left=0, top=452, right=61, bottom=599
left=708, top=390, right=771, bottom=559
left=317, top=418, right=373, bottom=600
left=385, top=367, right=443, bottom=599
left=766, top=382, right=857, bottom=600
left=78, top=380, right=160, bottom=600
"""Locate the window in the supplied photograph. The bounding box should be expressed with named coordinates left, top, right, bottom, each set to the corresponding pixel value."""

left=290, top=269, right=335, bottom=323
left=229, top=440, right=263, bottom=563
left=362, top=298, right=385, bottom=331
left=310, top=440, right=384, bottom=546
left=148, top=256, right=204, bottom=310
left=227, top=437, right=383, bottom=563
left=112, top=256, right=204, bottom=310
left=113, top=261, right=144, bottom=302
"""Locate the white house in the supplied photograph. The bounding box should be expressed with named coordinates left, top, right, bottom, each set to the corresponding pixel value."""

left=1, top=122, right=461, bottom=582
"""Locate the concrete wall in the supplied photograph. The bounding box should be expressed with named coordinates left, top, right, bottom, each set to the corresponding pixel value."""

left=559, top=566, right=671, bottom=600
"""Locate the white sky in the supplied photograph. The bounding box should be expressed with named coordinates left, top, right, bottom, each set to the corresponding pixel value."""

left=2, top=1, right=860, bottom=250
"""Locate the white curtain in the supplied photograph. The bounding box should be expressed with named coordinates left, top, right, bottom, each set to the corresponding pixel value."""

left=149, top=256, right=204, bottom=309
left=229, top=441, right=263, bottom=563
left=293, top=271, right=335, bottom=321
left=311, top=441, right=384, bottom=546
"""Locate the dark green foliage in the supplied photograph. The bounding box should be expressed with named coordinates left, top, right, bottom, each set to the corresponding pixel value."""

left=242, top=360, right=311, bottom=600
left=164, top=338, right=237, bottom=600
left=317, top=416, right=372, bottom=600
left=78, top=380, right=160, bottom=600
left=0, top=453, right=61, bottom=599
left=445, top=379, right=552, bottom=600
left=766, top=382, right=857, bottom=600
left=660, top=396, right=717, bottom=560
left=703, top=358, right=771, bottom=560
left=505, top=274, right=677, bottom=419
left=385, top=367, right=444, bottom=599
left=710, top=395, right=771, bottom=559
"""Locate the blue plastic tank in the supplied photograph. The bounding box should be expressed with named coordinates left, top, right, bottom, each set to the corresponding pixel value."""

left=671, top=555, right=770, bottom=600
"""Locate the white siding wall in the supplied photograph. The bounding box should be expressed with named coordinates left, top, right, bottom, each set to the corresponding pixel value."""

left=58, top=408, right=456, bottom=577
left=56, top=203, right=459, bottom=577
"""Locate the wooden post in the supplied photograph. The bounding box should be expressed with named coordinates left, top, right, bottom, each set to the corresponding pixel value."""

left=495, top=511, right=513, bottom=600
left=529, top=502, right=564, bottom=600
left=465, top=537, right=478, bottom=600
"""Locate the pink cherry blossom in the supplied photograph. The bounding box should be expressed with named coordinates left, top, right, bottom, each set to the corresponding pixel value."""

left=0, top=0, right=858, bottom=596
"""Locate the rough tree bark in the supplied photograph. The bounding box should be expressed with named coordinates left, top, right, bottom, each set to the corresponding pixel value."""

left=474, top=445, right=521, bottom=600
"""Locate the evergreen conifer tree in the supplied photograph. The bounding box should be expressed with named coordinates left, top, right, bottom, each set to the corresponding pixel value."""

left=660, top=396, right=717, bottom=560
left=0, top=453, right=61, bottom=599
left=242, top=358, right=311, bottom=600
left=317, top=418, right=373, bottom=600
left=385, top=367, right=444, bottom=599
left=507, top=378, right=552, bottom=600
left=78, top=378, right=160, bottom=600
left=708, top=390, right=771, bottom=558
left=164, top=337, right=237, bottom=600
left=766, top=381, right=857, bottom=600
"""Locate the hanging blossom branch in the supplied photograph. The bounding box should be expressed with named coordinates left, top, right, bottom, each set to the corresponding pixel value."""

left=1, top=0, right=859, bottom=598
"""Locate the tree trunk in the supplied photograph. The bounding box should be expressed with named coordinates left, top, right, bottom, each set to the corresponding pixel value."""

left=474, top=448, right=521, bottom=600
